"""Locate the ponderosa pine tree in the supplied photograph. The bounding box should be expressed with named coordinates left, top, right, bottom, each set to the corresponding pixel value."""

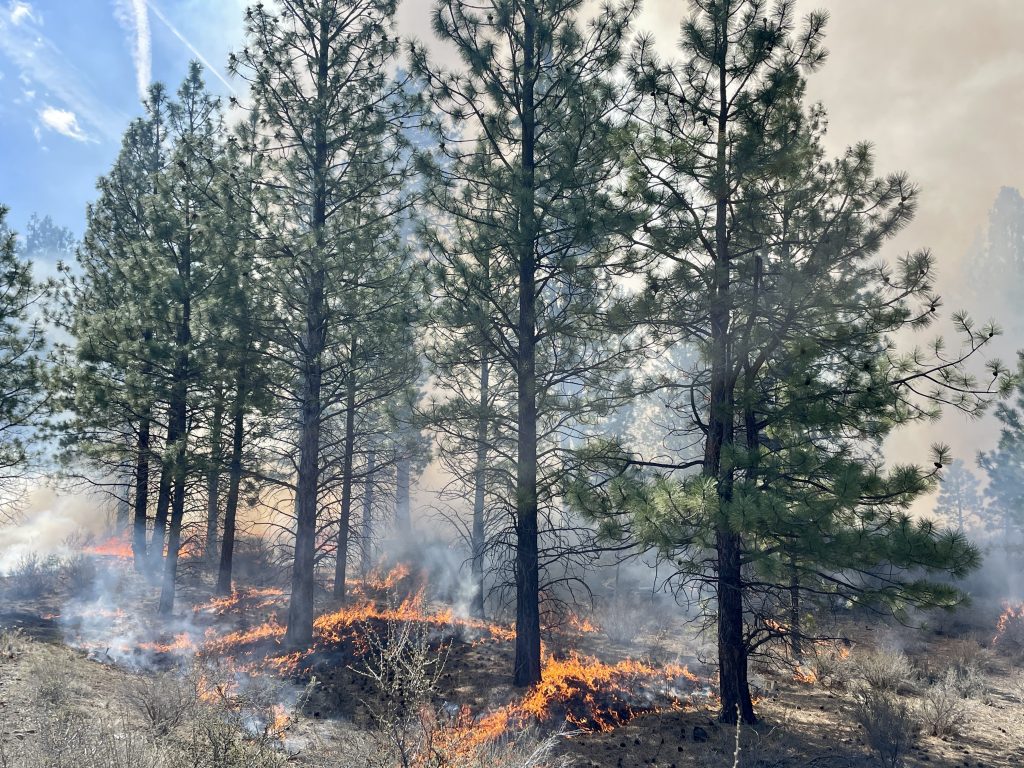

left=413, top=0, right=645, bottom=685
left=934, top=459, right=983, bottom=533
left=231, top=0, right=415, bottom=647
left=0, top=208, right=47, bottom=519
left=56, top=86, right=170, bottom=571
left=571, top=0, right=1008, bottom=724
left=979, top=355, right=1024, bottom=544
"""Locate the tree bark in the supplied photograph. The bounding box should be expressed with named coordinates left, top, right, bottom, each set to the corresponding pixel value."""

left=513, top=0, right=541, bottom=688
left=789, top=562, right=802, bottom=660
left=360, top=449, right=376, bottom=578
left=216, top=365, right=246, bottom=596
left=150, top=413, right=175, bottom=569
left=204, top=388, right=225, bottom=560
left=131, top=415, right=151, bottom=571
left=395, top=454, right=410, bottom=533
left=333, top=353, right=357, bottom=601
left=470, top=356, right=489, bottom=619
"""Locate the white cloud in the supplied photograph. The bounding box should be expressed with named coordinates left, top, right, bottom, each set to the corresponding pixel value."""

left=8, top=1, right=34, bottom=25
left=39, top=105, right=88, bottom=141
left=113, top=0, right=151, bottom=100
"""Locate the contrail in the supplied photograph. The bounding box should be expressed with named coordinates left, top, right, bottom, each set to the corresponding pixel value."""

left=114, top=0, right=152, bottom=99
left=144, top=0, right=236, bottom=95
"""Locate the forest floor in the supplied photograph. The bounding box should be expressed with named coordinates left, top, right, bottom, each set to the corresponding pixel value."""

left=0, top=555, right=1022, bottom=767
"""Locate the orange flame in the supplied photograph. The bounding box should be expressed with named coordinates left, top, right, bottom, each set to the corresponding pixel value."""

left=84, top=535, right=133, bottom=559
left=993, top=602, right=1024, bottom=646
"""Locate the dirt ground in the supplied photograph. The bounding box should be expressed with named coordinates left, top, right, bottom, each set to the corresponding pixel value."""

left=1, top=566, right=1023, bottom=768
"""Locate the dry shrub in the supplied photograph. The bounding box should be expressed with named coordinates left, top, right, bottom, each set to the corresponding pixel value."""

left=919, top=671, right=969, bottom=737
left=809, top=643, right=853, bottom=689
left=1009, top=669, right=1024, bottom=704
left=122, top=670, right=199, bottom=736
left=0, top=709, right=160, bottom=768
left=0, top=628, right=25, bottom=661
left=353, top=617, right=570, bottom=768
left=59, top=553, right=98, bottom=595
left=5, top=553, right=60, bottom=599
left=27, top=653, right=75, bottom=706
left=599, top=592, right=648, bottom=645
left=852, top=648, right=915, bottom=693
left=852, top=689, right=918, bottom=768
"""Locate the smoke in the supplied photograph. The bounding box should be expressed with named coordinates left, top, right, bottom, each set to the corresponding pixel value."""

left=0, top=486, right=109, bottom=573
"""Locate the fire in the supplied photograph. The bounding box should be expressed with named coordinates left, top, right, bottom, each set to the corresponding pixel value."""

left=84, top=535, right=133, bottom=559
left=792, top=666, right=817, bottom=685
left=568, top=614, right=599, bottom=634
left=454, top=651, right=706, bottom=752
left=993, top=602, right=1024, bottom=648
left=138, top=632, right=195, bottom=655
left=195, top=587, right=285, bottom=616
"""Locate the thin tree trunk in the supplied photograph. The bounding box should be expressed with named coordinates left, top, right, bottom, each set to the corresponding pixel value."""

left=395, top=455, right=410, bottom=533
left=131, top=415, right=151, bottom=571
left=470, top=356, right=489, bottom=619
left=513, top=0, right=541, bottom=688
left=334, top=352, right=358, bottom=601
left=217, top=364, right=246, bottom=596
left=360, top=450, right=375, bottom=578
left=789, top=562, right=802, bottom=660
left=205, top=389, right=225, bottom=560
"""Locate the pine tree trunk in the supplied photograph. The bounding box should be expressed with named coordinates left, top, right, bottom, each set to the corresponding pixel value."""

left=150, top=415, right=175, bottom=569
left=285, top=10, right=331, bottom=649
left=158, top=265, right=192, bottom=616
left=360, top=450, right=375, bottom=578
left=395, top=455, right=410, bottom=532
left=205, top=390, right=225, bottom=560
left=217, top=365, right=246, bottom=596
left=132, top=415, right=151, bottom=572
left=470, top=356, right=489, bottom=619
left=334, top=358, right=357, bottom=601
left=513, top=0, right=542, bottom=688
left=709, top=22, right=755, bottom=725
left=789, top=562, right=802, bottom=660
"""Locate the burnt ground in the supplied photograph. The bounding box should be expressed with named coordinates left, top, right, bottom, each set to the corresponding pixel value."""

left=1, top=562, right=1023, bottom=767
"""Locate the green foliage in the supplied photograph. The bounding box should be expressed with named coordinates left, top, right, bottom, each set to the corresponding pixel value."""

left=0, top=206, right=47, bottom=512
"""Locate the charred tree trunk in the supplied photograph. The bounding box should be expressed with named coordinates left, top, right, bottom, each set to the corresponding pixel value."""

left=360, top=450, right=376, bottom=578
left=131, top=414, right=151, bottom=571
left=334, top=353, right=358, bottom=601
left=513, top=0, right=541, bottom=688
left=217, top=364, right=247, bottom=596
left=470, top=356, right=489, bottom=619
left=205, top=388, right=225, bottom=560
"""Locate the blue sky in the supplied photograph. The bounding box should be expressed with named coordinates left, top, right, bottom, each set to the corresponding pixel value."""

left=0, top=0, right=247, bottom=236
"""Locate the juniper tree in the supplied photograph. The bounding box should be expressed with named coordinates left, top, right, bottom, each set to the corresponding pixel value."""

left=413, top=0, right=644, bottom=685
left=571, top=0, right=1008, bottom=724
left=231, top=0, right=415, bottom=647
